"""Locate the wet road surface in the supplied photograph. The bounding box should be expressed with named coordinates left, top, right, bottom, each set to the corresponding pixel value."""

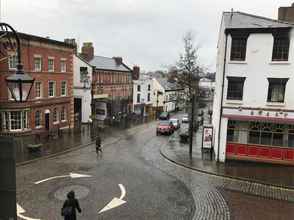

left=16, top=121, right=294, bottom=219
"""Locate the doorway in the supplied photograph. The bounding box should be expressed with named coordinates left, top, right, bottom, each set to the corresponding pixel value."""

left=45, top=113, right=50, bottom=130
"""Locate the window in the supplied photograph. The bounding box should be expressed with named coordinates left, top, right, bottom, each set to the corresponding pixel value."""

left=8, top=54, right=17, bottom=69
left=288, top=125, right=294, bottom=147
left=48, top=58, right=54, bottom=72
left=35, top=82, right=42, bottom=98
left=267, top=78, right=288, bottom=103
left=35, top=110, right=41, bottom=127
left=226, top=77, right=245, bottom=100
left=11, top=111, right=22, bottom=130
left=61, top=81, right=67, bottom=96
left=48, top=81, right=56, bottom=97
left=53, top=108, right=58, bottom=123
left=4, top=111, right=29, bottom=131
left=80, top=67, right=88, bottom=82
left=137, top=94, right=140, bottom=103
left=148, top=84, right=151, bottom=91
left=137, top=85, right=141, bottom=92
left=147, top=93, right=150, bottom=102
left=272, top=32, right=290, bottom=61
left=230, top=34, right=248, bottom=61
left=60, top=107, right=66, bottom=121
left=60, top=59, right=66, bottom=72
left=34, top=56, right=42, bottom=71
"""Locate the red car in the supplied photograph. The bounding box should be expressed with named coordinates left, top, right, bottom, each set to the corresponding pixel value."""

left=156, top=121, right=175, bottom=136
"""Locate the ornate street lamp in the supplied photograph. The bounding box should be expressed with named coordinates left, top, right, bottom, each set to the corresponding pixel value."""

left=1, top=23, right=35, bottom=102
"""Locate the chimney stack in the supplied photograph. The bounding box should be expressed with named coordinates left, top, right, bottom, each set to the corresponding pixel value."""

left=64, top=38, right=77, bottom=54
left=132, top=66, right=140, bottom=80
left=278, top=3, right=294, bottom=22
left=113, top=57, right=123, bottom=65
left=81, top=42, right=94, bottom=61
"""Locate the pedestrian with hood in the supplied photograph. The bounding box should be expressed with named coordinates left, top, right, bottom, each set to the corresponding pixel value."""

left=61, top=190, right=82, bottom=220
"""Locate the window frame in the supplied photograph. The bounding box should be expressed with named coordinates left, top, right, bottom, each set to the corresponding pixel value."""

left=53, top=108, right=59, bottom=124
left=60, top=59, right=67, bottom=72
left=48, top=81, right=56, bottom=97
left=137, top=93, right=140, bottom=103
left=35, top=110, right=42, bottom=128
left=34, top=56, right=42, bottom=72
left=61, top=81, right=67, bottom=96
left=230, top=33, right=249, bottom=61
left=60, top=106, right=66, bottom=122
left=35, top=81, right=42, bottom=99
left=267, top=78, right=289, bottom=103
left=272, top=32, right=290, bottom=62
left=226, top=77, right=246, bottom=101
left=8, top=53, right=18, bottom=70
left=48, top=57, right=55, bottom=72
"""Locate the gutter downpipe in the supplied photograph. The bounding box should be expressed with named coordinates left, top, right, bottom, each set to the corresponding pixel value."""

left=217, top=31, right=228, bottom=162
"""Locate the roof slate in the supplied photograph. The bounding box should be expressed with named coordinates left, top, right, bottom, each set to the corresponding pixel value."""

left=156, top=77, right=183, bottom=91
left=89, top=56, right=131, bottom=72
left=223, top=11, right=294, bottom=29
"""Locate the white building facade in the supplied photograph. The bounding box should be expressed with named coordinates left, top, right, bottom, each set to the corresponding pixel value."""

left=133, top=74, right=153, bottom=117
left=213, top=11, right=294, bottom=165
left=73, top=55, right=93, bottom=123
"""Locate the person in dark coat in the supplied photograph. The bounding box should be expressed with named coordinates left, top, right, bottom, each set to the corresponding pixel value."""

left=95, top=136, right=102, bottom=154
left=62, top=190, right=81, bottom=220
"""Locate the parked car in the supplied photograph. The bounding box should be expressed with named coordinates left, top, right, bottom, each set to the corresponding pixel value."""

left=170, top=118, right=180, bottom=130
left=156, top=121, right=175, bottom=135
left=181, top=114, right=198, bottom=131
left=159, top=112, right=170, bottom=120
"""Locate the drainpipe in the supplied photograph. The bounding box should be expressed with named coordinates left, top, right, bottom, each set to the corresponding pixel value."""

left=217, top=32, right=228, bottom=162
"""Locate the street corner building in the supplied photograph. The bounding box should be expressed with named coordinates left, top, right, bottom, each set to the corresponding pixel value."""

left=213, top=5, right=294, bottom=165
left=0, top=33, right=75, bottom=136
left=79, top=42, right=133, bottom=125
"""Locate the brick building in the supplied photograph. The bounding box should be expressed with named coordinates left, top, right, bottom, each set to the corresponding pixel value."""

left=0, top=33, right=75, bottom=135
left=80, top=42, right=133, bottom=123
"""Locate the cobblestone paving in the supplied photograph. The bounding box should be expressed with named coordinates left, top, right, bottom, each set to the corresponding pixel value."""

left=142, top=124, right=294, bottom=219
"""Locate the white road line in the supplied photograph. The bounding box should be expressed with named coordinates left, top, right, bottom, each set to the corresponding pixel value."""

left=17, top=203, right=40, bottom=220
left=34, top=172, right=92, bottom=185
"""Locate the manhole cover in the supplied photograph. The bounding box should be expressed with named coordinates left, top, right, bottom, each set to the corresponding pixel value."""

left=54, top=185, right=90, bottom=201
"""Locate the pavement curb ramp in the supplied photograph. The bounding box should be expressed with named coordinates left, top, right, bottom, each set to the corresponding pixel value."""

left=159, top=146, right=294, bottom=191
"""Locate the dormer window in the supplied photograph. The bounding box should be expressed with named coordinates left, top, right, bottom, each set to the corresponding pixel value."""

left=272, top=32, right=290, bottom=61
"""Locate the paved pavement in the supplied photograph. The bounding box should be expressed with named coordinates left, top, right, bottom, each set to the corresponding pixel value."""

left=16, top=118, right=294, bottom=219
left=162, top=112, right=294, bottom=189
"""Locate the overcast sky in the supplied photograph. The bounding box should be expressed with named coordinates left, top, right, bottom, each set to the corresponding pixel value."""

left=2, top=0, right=293, bottom=72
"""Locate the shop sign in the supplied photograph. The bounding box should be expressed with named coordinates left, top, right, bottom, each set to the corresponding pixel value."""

left=202, top=126, right=213, bottom=149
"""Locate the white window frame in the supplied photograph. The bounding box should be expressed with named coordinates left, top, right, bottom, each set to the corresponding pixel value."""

left=61, top=81, right=67, bottom=96
left=48, top=81, right=56, bottom=97
left=48, top=57, right=54, bottom=72
left=53, top=108, right=59, bottom=124
left=8, top=53, right=17, bottom=70
left=2, top=111, right=29, bottom=132
left=60, top=106, right=67, bottom=122
left=35, top=81, right=42, bottom=99
left=35, top=110, right=42, bottom=129
left=34, top=55, right=42, bottom=72
left=60, top=58, right=67, bottom=72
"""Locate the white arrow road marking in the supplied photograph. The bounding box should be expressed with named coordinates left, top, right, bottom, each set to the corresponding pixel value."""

left=17, top=203, right=40, bottom=220
left=34, top=172, right=92, bottom=185
left=98, top=184, right=127, bottom=214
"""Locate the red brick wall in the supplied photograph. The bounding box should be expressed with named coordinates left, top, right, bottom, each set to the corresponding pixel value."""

left=0, top=37, right=74, bottom=133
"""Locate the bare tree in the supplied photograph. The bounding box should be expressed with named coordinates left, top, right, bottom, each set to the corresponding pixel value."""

left=176, top=31, right=202, bottom=157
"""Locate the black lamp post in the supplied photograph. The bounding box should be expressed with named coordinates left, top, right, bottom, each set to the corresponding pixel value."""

left=0, top=23, right=34, bottom=220
left=3, top=23, right=35, bottom=102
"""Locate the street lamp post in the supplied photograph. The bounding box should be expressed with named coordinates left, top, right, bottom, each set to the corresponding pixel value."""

left=0, top=23, right=35, bottom=219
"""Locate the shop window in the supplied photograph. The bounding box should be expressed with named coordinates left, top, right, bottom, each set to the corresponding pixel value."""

left=230, top=34, right=248, bottom=61
left=272, top=124, right=284, bottom=146
left=272, top=32, right=290, bottom=61
left=248, top=122, right=261, bottom=144
left=226, top=77, right=246, bottom=100
left=260, top=123, right=272, bottom=146
left=267, top=78, right=288, bottom=103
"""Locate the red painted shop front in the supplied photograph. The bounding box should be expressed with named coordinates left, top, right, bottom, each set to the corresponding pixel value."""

left=226, top=143, right=294, bottom=165
left=225, top=119, right=294, bottom=165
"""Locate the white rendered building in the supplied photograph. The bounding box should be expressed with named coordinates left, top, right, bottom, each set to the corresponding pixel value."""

left=213, top=11, right=294, bottom=165
left=73, top=55, right=93, bottom=123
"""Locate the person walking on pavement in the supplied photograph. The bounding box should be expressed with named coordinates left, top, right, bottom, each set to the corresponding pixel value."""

left=95, top=136, right=102, bottom=154
left=61, top=190, right=82, bottom=220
